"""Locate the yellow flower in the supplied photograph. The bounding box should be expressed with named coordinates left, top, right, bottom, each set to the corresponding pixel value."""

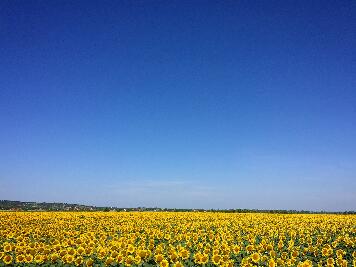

left=266, top=244, right=273, bottom=251
left=75, top=257, right=83, bottom=266
left=0, top=211, right=354, bottom=267
left=336, top=249, right=346, bottom=258
left=270, top=250, right=276, bottom=258
left=251, top=252, right=260, bottom=263
left=3, top=243, right=12, bottom=253
left=134, top=255, right=142, bottom=265
left=268, top=258, right=276, bottom=267
left=77, top=246, right=85, bottom=255
left=179, top=249, right=189, bottom=260
left=160, top=259, right=169, bottom=267
left=194, top=252, right=202, bottom=264
left=105, top=256, right=115, bottom=266
left=16, top=254, right=25, bottom=263
left=34, top=254, right=43, bottom=264
left=125, top=255, right=134, bottom=266
left=86, top=258, right=94, bottom=267
left=59, top=249, right=67, bottom=257
left=3, top=254, right=13, bottom=265
left=50, top=253, right=59, bottom=262
left=25, top=254, right=33, bottom=263
left=327, top=257, right=334, bottom=265
left=201, top=253, right=209, bottom=264
left=246, top=245, right=254, bottom=253
left=67, top=247, right=76, bottom=256
left=138, top=249, right=147, bottom=258
left=173, top=261, right=184, bottom=267
left=291, top=250, right=299, bottom=258
left=223, top=259, right=234, bottom=267
left=116, top=253, right=124, bottom=264
left=155, top=254, right=164, bottom=263
left=233, top=245, right=240, bottom=254
left=212, top=254, right=221, bottom=265
left=127, top=244, right=135, bottom=254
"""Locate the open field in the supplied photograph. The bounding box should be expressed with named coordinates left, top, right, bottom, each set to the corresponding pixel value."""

left=0, top=212, right=355, bottom=266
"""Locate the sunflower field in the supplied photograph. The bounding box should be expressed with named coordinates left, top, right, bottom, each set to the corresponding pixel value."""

left=0, top=212, right=355, bottom=267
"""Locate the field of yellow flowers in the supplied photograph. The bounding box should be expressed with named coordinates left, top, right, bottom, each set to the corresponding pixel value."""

left=0, top=212, right=355, bottom=267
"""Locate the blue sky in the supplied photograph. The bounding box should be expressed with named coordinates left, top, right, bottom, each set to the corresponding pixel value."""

left=0, top=0, right=355, bottom=211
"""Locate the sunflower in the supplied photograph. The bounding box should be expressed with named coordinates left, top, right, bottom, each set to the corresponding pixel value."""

left=302, top=260, right=313, bottom=267
left=277, top=258, right=284, bottom=266
left=111, top=250, right=119, bottom=258
left=105, top=256, right=115, bottom=266
left=340, top=260, right=348, bottom=267
left=261, top=255, right=268, bottom=262
left=50, top=253, right=59, bottom=262
left=268, top=258, right=276, bottom=267
left=246, top=245, right=254, bottom=253
left=125, top=255, right=134, bottom=266
left=224, top=259, right=234, bottom=267
left=291, top=250, right=299, bottom=258
left=97, top=248, right=107, bottom=259
left=179, top=249, right=189, bottom=260
left=59, top=249, right=67, bottom=257
left=127, top=244, right=135, bottom=254
left=232, top=245, right=240, bottom=254
left=77, top=246, right=85, bottom=255
left=3, top=243, right=12, bottom=253
left=251, top=252, right=260, bottom=263
left=67, top=247, right=76, bottom=256
left=3, top=254, right=12, bottom=265
left=281, top=252, right=288, bottom=260
left=194, top=252, right=202, bottom=264
left=75, top=257, right=83, bottom=266
left=85, top=247, right=93, bottom=255
left=325, top=257, right=334, bottom=265
left=269, top=250, right=276, bottom=258
left=160, top=259, right=169, bottom=267
left=336, top=258, right=344, bottom=266
left=34, top=254, right=43, bottom=264
left=25, top=254, right=33, bottom=263
left=173, top=261, right=184, bottom=267
left=116, top=253, right=124, bottom=264
left=134, top=255, right=142, bottom=265
left=155, top=254, right=164, bottom=263
left=212, top=254, right=221, bottom=265
left=336, top=249, right=346, bottom=258
left=201, top=253, right=209, bottom=265
left=65, top=254, right=74, bottom=264
left=266, top=244, right=273, bottom=251
left=16, top=254, right=25, bottom=263
left=86, top=258, right=94, bottom=267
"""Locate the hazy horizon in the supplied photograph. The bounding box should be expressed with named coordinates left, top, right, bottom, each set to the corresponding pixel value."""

left=1, top=0, right=355, bottom=211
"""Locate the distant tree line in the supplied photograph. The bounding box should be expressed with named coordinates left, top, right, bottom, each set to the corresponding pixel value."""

left=0, top=200, right=355, bottom=214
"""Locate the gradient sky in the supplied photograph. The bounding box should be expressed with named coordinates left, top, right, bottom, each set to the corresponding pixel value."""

left=1, top=0, right=355, bottom=211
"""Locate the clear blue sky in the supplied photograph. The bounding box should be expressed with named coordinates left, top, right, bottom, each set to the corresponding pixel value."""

left=1, top=0, right=355, bottom=211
